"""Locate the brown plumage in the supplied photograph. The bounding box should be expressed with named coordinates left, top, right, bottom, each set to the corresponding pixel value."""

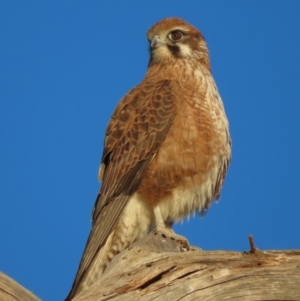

left=65, top=17, right=231, bottom=300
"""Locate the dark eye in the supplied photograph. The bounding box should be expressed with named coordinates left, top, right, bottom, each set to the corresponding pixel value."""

left=169, top=30, right=183, bottom=41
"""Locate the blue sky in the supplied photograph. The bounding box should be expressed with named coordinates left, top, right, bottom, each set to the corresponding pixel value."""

left=1, top=1, right=300, bottom=300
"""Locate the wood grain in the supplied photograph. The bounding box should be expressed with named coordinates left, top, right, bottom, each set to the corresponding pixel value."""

left=1, top=233, right=299, bottom=301
left=72, top=233, right=300, bottom=301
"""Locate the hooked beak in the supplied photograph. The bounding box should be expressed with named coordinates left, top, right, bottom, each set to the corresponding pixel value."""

left=151, top=35, right=165, bottom=49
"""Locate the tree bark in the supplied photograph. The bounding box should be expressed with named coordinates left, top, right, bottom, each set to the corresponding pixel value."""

left=1, top=233, right=300, bottom=301
left=0, top=272, right=41, bottom=301
left=74, top=232, right=300, bottom=301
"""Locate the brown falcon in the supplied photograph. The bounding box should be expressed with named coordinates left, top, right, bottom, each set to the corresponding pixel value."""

left=65, top=17, right=231, bottom=300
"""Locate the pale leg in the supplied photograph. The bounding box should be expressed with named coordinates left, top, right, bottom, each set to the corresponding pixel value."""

left=153, top=206, right=190, bottom=250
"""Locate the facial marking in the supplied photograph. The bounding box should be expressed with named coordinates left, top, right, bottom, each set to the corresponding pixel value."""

left=167, top=44, right=181, bottom=58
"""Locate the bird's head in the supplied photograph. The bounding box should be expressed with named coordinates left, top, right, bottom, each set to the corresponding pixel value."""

left=147, top=17, right=210, bottom=70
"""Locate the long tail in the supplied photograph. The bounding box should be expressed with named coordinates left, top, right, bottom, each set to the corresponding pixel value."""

left=65, top=193, right=152, bottom=300
left=65, top=230, right=115, bottom=301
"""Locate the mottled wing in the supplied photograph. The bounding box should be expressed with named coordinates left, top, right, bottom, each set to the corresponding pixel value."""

left=68, top=79, right=177, bottom=297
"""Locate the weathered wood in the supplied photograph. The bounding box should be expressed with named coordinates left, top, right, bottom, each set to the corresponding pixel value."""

left=1, top=233, right=300, bottom=301
left=0, top=272, right=41, bottom=301
left=71, top=232, right=300, bottom=301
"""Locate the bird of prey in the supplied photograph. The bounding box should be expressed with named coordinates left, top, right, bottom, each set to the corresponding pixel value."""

left=65, top=17, right=231, bottom=300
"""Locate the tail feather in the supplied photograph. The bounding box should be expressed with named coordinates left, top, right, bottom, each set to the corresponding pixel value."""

left=65, top=230, right=115, bottom=301
left=79, top=230, right=115, bottom=292
left=65, top=193, right=153, bottom=300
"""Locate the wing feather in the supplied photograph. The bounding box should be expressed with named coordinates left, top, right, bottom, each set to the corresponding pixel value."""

left=67, top=79, right=177, bottom=298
